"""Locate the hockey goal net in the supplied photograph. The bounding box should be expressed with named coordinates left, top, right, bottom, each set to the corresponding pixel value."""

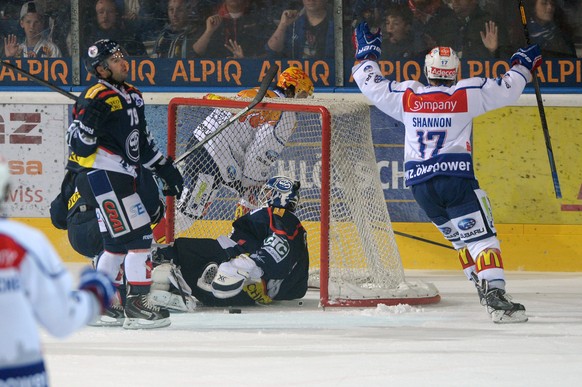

left=166, top=96, right=440, bottom=307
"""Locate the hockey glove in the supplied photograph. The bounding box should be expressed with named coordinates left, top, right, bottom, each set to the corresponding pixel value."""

left=510, top=44, right=541, bottom=73
left=79, top=99, right=110, bottom=132
left=353, top=21, right=382, bottom=60
left=78, top=267, right=116, bottom=314
left=155, top=157, right=184, bottom=198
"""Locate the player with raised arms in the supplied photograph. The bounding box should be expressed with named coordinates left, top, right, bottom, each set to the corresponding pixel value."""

left=352, top=22, right=542, bottom=323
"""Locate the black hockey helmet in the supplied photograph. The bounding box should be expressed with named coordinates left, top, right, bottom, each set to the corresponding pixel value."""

left=85, top=39, right=126, bottom=76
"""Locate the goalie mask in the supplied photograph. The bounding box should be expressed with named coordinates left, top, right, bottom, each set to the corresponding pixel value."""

left=424, top=46, right=459, bottom=83
left=277, top=67, right=314, bottom=99
left=85, top=39, right=127, bottom=76
left=257, top=176, right=301, bottom=212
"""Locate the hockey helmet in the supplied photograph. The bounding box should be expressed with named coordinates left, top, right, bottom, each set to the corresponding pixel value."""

left=424, top=46, right=459, bottom=82
left=0, top=155, right=10, bottom=202
left=257, top=176, right=301, bottom=212
left=85, top=39, right=126, bottom=76
left=276, top=67, right=314, bottom=98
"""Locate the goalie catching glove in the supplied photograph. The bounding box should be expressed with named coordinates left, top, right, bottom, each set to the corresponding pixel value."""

left=353, top=21, right=382, bottom=61
left=211, top=254, right=264, bottom=299
left=153, top=156, right=184, bottom=198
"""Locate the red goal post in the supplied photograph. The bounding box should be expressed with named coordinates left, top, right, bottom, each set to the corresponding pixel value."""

left=166, top=96, right=440, bottom=307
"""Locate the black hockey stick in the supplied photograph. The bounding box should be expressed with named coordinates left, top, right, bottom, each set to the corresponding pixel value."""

left=174, top=64, right=280, bottom=165
left=393, top=230, right=454, bottom=250
left=517, top=0, right=562, bottom=199
left=0, top=60, right=78, bottom=102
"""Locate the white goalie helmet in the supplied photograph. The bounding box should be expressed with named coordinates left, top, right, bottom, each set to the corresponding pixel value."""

left=424, top=46, right=460, bottom=82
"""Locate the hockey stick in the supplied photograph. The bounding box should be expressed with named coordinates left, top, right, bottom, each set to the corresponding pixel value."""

left=393, top=230, right=454, bottom=250
left=0, top=60, right=78, bottom=102
left=174, top=64, right=280, bottom=165
left=517, top=0, right=562, bottom=199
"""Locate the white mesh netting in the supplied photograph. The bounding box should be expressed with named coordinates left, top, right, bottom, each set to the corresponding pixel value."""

left=168, top=97, right=439, bottom=306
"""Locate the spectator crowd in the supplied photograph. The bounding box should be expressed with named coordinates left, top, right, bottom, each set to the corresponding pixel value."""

left=1, top=0, right=580, bottom=61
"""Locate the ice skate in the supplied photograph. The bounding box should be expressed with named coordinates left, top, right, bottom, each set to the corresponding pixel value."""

left=123, top=294, right=171, bottom=329
left=88, top=302, right=125, bottom=327
left=484, top=287, right=528, bottom=324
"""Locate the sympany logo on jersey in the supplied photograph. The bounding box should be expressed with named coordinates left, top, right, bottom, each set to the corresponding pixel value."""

left=404, top=89, right=469, bottom=113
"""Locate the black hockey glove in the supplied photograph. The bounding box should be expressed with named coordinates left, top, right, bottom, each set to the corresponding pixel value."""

left=155, top=157, right=184, bottom=198
left=80, top=99, right=110, bottom=133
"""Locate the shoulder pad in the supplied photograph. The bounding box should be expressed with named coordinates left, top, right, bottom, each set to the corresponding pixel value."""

left=84, top=83, right=108, bottom=100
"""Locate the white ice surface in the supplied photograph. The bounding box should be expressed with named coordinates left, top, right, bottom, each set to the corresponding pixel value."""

left=42, top=266, right=582, bottom=387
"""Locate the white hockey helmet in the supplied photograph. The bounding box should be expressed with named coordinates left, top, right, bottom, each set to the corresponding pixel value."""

left=424, top=46, right=460, bottom=82
left=0, top=155, right=10, bottom=203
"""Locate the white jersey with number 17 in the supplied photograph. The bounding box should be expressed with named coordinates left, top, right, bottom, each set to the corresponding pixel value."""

left=352, top=60, right=531, bottom=186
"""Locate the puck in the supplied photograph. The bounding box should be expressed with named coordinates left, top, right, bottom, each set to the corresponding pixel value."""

left=229, top=308, right=242, bottom=314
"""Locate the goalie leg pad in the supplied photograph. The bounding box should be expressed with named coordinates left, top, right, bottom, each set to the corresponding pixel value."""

left=151, top=262, right=172, bottom=292
left=177, top=173, right=217, bottom=218
left=149, top=290, right=196, bottom=312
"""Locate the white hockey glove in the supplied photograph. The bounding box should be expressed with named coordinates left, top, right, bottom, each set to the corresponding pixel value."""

left=211, top=254, right=263, bottom=299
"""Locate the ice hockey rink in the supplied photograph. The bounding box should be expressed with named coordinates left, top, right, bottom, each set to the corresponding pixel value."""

left=41, top=266, right=582, bottom=387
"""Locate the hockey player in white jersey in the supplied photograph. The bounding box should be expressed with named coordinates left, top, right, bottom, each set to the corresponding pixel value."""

left=0, top=156, right=115, bottom=385
left=352, top=22, right=541, bottom=323
left=177, top=66, right=314, bottom=220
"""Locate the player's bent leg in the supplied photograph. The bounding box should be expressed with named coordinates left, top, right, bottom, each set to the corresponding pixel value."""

left=123, top=249, right=171, bottom=329
left=474, top=248, right=527, bottom=324
left=89, top=251, right=126, bottom=327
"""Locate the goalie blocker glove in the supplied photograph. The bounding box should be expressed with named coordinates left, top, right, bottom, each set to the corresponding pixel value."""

left=153, top=156, right=184, bottom=198
left=510, top=44, right=542, bottom=73
left=353, top=21, right=382, bottom=61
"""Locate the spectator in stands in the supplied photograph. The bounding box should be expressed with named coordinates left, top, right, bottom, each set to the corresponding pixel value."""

left=525, top=0, right=577, bottom=57
left=153, top=0, right=204, bottom=58
left=44, top=0, right=71, bottom=56
left=121, top=0, right=165, bottom=41
left=192, top=0, right=264, bottom=58
left=408, top=0, right=458, bottom=54
left=265, top=0, right=334, bottom=59
left=450, top=0, right=510, bottom=59
left=83, top=0, right=147, bottom=56
left=3, top=1, right=62, bottom=58
left=380, top=4, right=417, bottom=60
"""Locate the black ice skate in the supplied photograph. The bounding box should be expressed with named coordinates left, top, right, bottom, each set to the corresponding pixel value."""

left=484, top=287, right=528, bottom=324
left=123, top=294, right=171, bottom=329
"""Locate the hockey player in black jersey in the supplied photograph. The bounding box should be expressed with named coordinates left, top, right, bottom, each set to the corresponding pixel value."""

left=149, top=175, right=309, bottom=309
left=65, top=39, right=183, bottom=329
